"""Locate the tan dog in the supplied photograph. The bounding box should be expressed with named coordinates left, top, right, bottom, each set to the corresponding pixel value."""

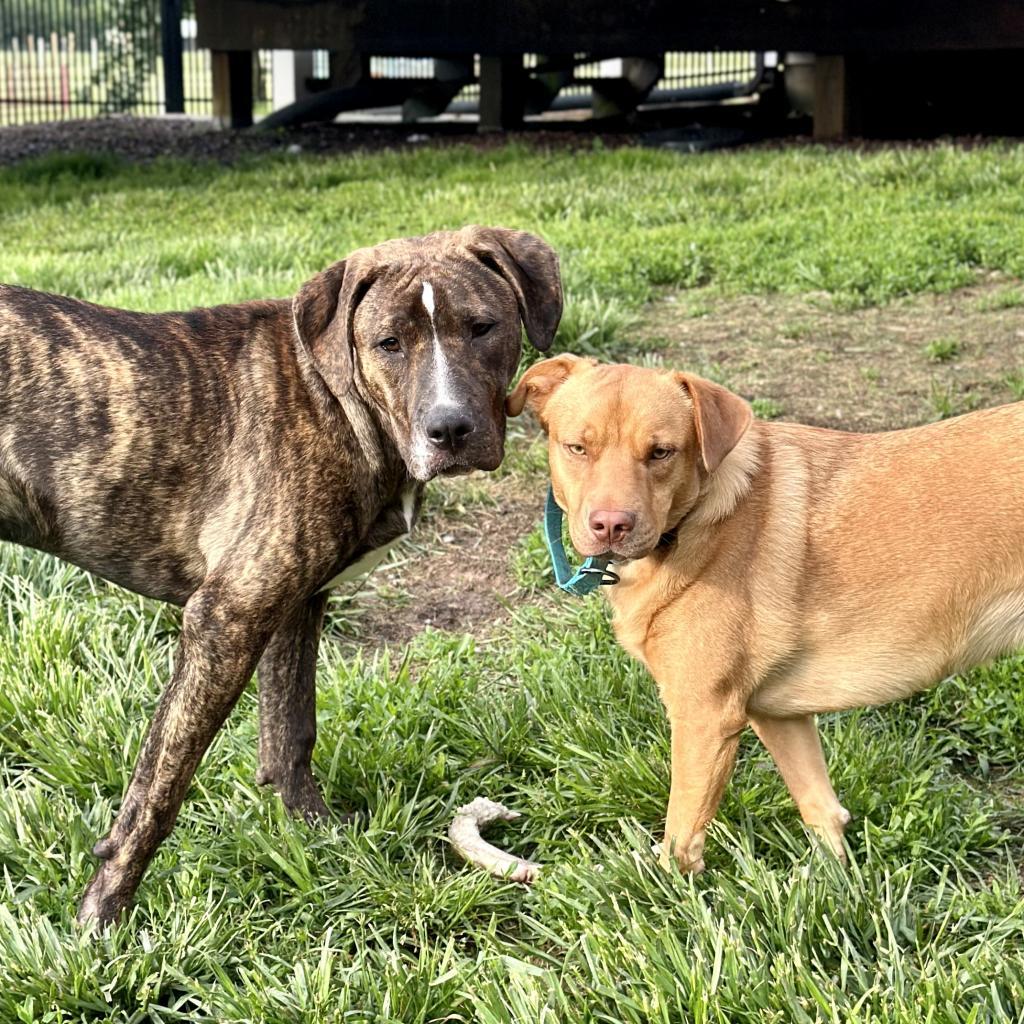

left=508, top=355, right=1024, bottom=873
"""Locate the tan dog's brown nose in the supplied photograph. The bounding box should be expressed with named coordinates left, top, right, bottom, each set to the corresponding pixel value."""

left=589, top=509, right=636, bottom=545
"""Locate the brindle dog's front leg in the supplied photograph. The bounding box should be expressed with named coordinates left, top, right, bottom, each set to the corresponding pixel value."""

left=77, top=580, right=281, bottom=926
left=255, top=593, right=331, bottom=822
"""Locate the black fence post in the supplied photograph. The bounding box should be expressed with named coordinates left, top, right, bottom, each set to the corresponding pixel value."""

left=162, top=0, right=185, bottom=113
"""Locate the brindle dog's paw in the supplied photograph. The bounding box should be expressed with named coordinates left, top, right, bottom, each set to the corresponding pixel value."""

left=76, top=864, right=132, bottom=930
left=290, top=788, right=331, bottom=825
left=256, top=768, right=336, bottom=824
left=288, top=787, right=358, bottom=828
left=293, top=792, right=359, bottom=829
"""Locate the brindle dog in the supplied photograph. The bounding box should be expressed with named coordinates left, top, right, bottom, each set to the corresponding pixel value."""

left=0, top=225, right=561, bottom=925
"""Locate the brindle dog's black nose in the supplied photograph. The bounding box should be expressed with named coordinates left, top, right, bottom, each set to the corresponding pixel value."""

left=425, top=411, right=475, bottom=451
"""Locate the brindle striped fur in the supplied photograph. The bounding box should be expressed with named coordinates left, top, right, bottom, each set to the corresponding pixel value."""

left=0, top=226, right=562, bottom=925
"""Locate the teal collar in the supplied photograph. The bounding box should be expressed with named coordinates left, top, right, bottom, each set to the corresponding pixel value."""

left=543, top=486, right=620, bottom=596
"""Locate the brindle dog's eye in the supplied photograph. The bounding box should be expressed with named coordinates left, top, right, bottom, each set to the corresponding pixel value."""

left=471, top=321, right=495, bottom=339
left=651, top=447, right=674, bottom=461
left=378, top=337, right=401, bottom=353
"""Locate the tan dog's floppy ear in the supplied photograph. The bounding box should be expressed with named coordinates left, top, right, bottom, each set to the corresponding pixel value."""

left=292, top=253, right=379, bottom=399
left=675, top=372, right=753, bottom=473
left=506, top=353, right=592, bottom=425
left=459, top=226, right=563, bottom=351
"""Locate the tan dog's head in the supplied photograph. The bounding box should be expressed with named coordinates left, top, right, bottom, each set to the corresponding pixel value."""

left=293, top=225, right=562, bottom=481
left=508, top=356, right=752, bottom=559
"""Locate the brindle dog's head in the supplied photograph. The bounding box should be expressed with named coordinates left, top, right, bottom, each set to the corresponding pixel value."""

left=293, top=226, right=562, bottom=481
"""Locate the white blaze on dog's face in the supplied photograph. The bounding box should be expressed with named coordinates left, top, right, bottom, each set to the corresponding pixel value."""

left=292, top=227, right=563, bottom=483
left=352, top=266, right=524, bottom=481
left=507, top=356, right=752, bottom=560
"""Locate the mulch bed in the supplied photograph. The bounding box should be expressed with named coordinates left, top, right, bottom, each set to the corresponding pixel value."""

left=0, top=114, right=635, bottom=167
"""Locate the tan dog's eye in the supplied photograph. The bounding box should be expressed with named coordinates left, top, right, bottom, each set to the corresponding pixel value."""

left=650, top=447, right=675, bottom=461
left=378, top=337, right=401, bottom=354
left=565, top=443, right=587, bottom=457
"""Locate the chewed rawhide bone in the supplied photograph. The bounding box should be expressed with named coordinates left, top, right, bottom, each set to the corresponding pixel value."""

left=448, top=797, right=541, bottom=883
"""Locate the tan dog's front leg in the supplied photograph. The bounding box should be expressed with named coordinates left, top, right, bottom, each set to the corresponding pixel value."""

left=749, top=713, right=851, bottom=860
left=661, top=710, right=745, bottom=874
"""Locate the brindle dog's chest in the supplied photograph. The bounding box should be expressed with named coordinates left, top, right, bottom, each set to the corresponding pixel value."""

left=320, top=483, right=423, bottom=590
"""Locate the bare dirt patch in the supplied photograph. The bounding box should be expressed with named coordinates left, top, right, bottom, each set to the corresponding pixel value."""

left=329, top=474, right=540, bottom=651
left=644, top=279, right=1024, bottom=432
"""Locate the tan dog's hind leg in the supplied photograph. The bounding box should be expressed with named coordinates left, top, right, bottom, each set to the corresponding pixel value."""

left=749, top=714, right=851, bottom=861
left=660, top=710, right=745, bottom=874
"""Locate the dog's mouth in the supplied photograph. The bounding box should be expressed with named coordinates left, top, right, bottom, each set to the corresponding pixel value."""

left=569, top=526, right=662, bottom=563
left=407, top=441, right=503, bottom=482
left=589, top=546, right=654, bottom=563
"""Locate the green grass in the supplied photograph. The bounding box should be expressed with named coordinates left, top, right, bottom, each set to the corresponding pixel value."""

left=972, top=285, right=1024, bottom=312
left=4, top=142, right=1024, bottom=334
left=923, top=337, right=961, bottom=363
left=2, top=554, right=1023, bottom=1021
left=750, top=397, right=785, bottom=421
left=2, top=141, right=1024, bottom=1021
left=928, top=379, right=981, bottom=421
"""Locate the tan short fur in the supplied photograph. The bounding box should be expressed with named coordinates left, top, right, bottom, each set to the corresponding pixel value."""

left=509, top=355, right=1024, bottom=871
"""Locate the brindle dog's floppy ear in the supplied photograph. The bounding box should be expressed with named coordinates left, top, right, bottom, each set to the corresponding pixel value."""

left=292, top=254, right=379, bottom=399
left=506, top=353, right=594, bottom=427
left=460, top=226, right=563, bottom=351
left=675, top=372, right=753, bottom=474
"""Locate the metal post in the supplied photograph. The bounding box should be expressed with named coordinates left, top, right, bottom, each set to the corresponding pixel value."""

left=212, top=49, right=253, bottom=127
left=479, top=55, right=524, bottom=132
left=161, top=0, right=185, bottom=113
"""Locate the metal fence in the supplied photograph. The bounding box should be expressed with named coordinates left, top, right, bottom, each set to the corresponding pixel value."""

left=0, top=0, right=759, bottom=129
left=0, top=0, right=272, bottom=125
left=370, top=52, right=762, bottom=109
left=661, top=51, right=761, bottom=90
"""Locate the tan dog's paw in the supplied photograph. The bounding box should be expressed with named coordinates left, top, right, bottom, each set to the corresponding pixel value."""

left=654, top=841, right=706, bottom=875
left=805, top=804, right=852, bottom=863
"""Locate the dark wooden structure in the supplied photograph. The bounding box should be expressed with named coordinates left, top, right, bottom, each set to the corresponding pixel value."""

left=196, top=0, right=1024, bottom=136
